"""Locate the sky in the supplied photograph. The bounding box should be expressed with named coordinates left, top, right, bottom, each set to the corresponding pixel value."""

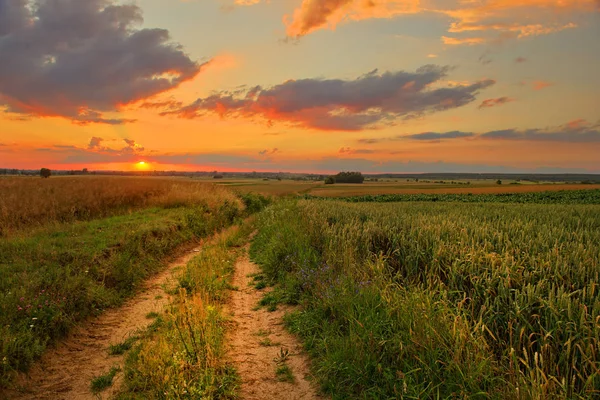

left=0, top=0, right=599, bottom=174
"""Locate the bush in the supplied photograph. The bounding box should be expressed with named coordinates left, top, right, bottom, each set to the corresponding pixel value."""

left=333, top=171, right=364, bottom=184
left=40, top=168, right=51, bottom=178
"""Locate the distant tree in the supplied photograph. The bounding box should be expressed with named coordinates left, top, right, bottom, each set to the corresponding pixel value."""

left=82, top=168, right=89, bottom=174
left=333, top=171, right=364, bottom=184
left=40, top=168, right=51, bottom=178
left=496, top=179, right=502, bottom=185
left=325, top=176, right=335, bottom=185
left=213, top=174, right=224, bottom=179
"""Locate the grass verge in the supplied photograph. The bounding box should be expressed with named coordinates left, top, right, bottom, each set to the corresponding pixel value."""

left=116, top=220, right=256, bottom=399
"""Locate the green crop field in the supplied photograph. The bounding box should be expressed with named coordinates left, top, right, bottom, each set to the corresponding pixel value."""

left=305, top=188, right=600, bottom=204
left=251, top=198, right=600, bottom=399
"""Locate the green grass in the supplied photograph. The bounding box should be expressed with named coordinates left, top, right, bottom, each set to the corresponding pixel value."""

left=251, top=199, right=600, bottom=399
left=145, top=312, right=159, bottom=319
left=91, top=366, right=121, bottom=393
left=275, top=364, right=295, bottom=383
left=0, top=194, right=257, bottom=386
left=109, top=336, right=139, bottom=356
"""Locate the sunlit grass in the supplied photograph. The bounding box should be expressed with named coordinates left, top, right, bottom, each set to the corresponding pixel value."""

left=118, top=221, right=257, bottom=399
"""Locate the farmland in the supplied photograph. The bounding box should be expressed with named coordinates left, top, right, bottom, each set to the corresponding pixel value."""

left=1, top=175, right=600, bottom=398
left=209, top=177, right=600, bottom=198
left=307, top=182, right=600, bottom=198
left=251, top=199, right=600, bottom=398
left=307, top=188, right=600, bottom=204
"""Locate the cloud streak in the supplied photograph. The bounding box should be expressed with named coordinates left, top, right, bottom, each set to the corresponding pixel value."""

left=359, top=120, right=600, bottom=143
left=478, top=97, right=515, bottom=109
left=163, top=66, right=495, bottom=131
left=0, top=0, right=205, bottom=124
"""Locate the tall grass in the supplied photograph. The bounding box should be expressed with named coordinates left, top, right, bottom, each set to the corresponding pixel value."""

left=251, top=200, right=600, bottom=398
left=0, top=181, right=257, bottom=387
left=0, top=176, right=241, bottom=235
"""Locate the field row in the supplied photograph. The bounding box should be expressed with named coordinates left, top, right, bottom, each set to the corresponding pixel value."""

left=305, top=188, right=600, bottom=204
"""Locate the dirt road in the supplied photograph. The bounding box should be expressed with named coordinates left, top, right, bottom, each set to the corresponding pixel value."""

left=3, top=243, right=205, bottom=400
left=228, top=254, right=322, bottom=400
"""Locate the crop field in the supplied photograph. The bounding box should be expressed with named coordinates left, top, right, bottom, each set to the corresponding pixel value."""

left=212, top=179, right=320, bottom=196
left=206, top=177, right=600, bottom=198
left=251, top=199, right=600, bottom=398
left=307, top=189, right=600, bottom=204
left=2, top=175, right=600, bottom=398
left=307, top=182, right=600, bottom=197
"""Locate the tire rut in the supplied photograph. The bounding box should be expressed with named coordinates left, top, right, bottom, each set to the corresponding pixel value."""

left=228, top=253, right=324, bottom=400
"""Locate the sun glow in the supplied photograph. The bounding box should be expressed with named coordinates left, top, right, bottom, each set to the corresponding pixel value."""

left=136, top=161, right=150, bottom=170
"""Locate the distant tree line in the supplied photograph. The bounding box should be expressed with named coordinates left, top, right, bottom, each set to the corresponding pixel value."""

left=0, top=168, right=90, bottom=176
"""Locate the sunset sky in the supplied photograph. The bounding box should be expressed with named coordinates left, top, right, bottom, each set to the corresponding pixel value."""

left=1, top=0, right=599, bottom=173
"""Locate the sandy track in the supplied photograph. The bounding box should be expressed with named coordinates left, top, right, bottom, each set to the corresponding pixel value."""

left=2, top=242, right=206, bottom=400
left=228, top=254, right=323, bottom=400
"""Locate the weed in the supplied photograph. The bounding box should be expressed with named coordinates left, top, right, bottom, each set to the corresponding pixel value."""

left=90, top=366, right=121, bottom=393
left=145, top=312, right=159, bottom=319
left=273, top=347, right=290, bottom=365
left=108, top=337, right=138, bottom=356
left=275, top=364, right=295, bottom=383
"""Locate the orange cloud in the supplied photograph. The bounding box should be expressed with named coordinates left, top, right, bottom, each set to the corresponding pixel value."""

left=532, top=80, right=553, bottom=90
left=283, top=0, right=596, bottom=44
left=285, top=0, right=420, bottom=38
left=442, top=36, right=485, bottom=45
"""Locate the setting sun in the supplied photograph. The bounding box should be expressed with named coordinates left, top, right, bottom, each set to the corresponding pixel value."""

left=136, top=161, right=150, bottom=170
